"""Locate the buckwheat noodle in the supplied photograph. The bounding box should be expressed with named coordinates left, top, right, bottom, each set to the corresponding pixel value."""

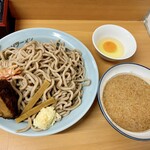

left=0, top=40, right=91, bottom=132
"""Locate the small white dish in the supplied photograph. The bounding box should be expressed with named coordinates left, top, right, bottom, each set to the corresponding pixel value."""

left=92, top=24, right=137, bottom=61
left=98, top=63, right=150, bottom=140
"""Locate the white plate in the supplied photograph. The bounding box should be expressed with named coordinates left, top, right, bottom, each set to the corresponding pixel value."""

left=0, top=28, right=99, bottom=136
left=98, top=63, right=150, bottom=140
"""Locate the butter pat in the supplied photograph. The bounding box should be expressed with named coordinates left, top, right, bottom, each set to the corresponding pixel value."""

left=33, top=106, right=57, bottom=130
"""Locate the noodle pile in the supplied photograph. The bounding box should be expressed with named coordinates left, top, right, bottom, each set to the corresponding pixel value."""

left=0, top=40, right=91, bottom=132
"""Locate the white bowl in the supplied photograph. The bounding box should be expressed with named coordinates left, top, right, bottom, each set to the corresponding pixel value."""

left=98, top=63, right=150, bottom=140
left=92, top=24, right=137, bottom=61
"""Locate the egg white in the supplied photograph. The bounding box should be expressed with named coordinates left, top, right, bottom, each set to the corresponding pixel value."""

left=97, top=38, right=124, bottom=58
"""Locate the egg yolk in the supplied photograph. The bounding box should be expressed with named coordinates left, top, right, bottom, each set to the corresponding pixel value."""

left=103, top=41, right=117, bottom=53
left=97, top=38, right=124, bottom=58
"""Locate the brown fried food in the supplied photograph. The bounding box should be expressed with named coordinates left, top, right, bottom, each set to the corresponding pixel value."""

left=0, top=80, right=19, bottom=118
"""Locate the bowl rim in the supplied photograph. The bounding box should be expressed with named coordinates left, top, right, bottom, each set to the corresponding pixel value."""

left=92, top=24, right=137, bottom=61
left=97, top=62, right=150, bottom=141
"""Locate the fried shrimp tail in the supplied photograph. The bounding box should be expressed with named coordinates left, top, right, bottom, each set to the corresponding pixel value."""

left=0, top=62, right=22, bottom=80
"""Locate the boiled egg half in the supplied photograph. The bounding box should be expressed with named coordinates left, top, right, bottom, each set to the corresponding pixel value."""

left=97, top=38, right=124, bottom=58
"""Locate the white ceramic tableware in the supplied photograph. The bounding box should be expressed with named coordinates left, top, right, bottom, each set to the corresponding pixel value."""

left=0, top=28, right=99, bottom=136
left=92, top=24, right=137, bottom=61
left=98, top=63, right=150, bottom=140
